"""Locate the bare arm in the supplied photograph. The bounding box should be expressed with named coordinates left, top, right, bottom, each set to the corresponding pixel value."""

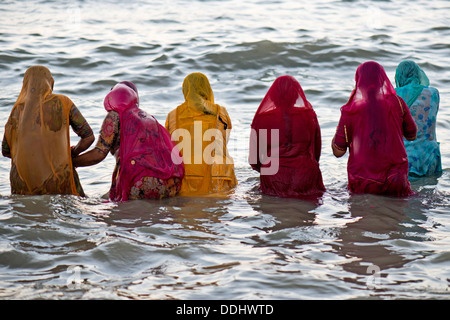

left=332, top=136, right=347, bottom=157
left=72, top=111, right=119, bottom=167
left=398, top=95, right=417, bottom=141
left=69, top=104, right=95, bottom=157
left=2, top=134, right=11, bottom=158
left=314, top=116, right=322, bottom=162
left=72, top=148, right=107, bottom=167
left=332, top=113, right=348, bottom=158
left=71, top=135, right=95, bottom=158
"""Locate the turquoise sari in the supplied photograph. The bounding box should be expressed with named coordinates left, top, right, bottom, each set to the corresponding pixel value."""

left=395, top=60, right=442, bottom=177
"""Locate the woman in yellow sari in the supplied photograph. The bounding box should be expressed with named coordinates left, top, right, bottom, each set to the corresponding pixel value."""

left=2, top=65, right=94, bottom=196
left=165, top=73, right=237, bottom=196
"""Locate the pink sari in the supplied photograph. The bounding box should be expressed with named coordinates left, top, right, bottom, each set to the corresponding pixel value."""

left=333, top=62, right=417, bottom=197
left=104, top=83, right=184, bottom=201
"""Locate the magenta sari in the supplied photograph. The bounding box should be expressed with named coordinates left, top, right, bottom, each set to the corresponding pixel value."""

left=333, top=62, right=417, bottom=197
left=104, top=83, right=184, bottom=201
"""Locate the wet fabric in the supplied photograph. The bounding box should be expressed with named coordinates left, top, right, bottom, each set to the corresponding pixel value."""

left=3, top=65, right=91, bottom=196
left=333, top=61, right=417, bottom=197
left=165, top=73, right=237, bottom=196
left=395, top=61, right=442, bottom=176
left=103, top=82, right=184, bottom=201
left=395, top=60, right=430, bottom=107
left=129, top=176, right=182, bottom=200
left=249, top=75, right=325, bottom=199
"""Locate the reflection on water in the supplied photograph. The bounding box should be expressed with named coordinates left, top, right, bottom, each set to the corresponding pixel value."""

left=335, top=195, right=419, bottom=277
left=1, top=0, right=450, bottom=299
left=0, top=174, right=449, bottom=299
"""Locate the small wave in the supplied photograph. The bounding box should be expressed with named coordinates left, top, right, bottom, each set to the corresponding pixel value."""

left=0, top=49, right=35, bottom=64
left=199, top=39, right=396, bottom=72
left=95, top=44, right=161, bottom=57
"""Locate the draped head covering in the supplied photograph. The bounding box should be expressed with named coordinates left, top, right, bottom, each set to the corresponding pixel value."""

left=252, top=75, right=313, bottom=146
left=337, top=61, right=414, bottom=196
left=342, top=61, right=400, bottom=153
left=250, top=75, right=325, bottom=199
left=344, top=61, right=398, bottom=112
left=253, top=75, right=312, bottom=114
left=179, top=72, right=218, bottom=117
left=165, top=72, right=237, bottom=196
left=395, top=60, right=430, bottom=107
left=4, top=65, right=79, bottom=195
left=395, top=60, right=441, bottom=177
left=105, top=82, right=184, bottom=202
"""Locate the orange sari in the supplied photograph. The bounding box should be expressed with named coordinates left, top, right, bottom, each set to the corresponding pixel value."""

left=165, top=73, right=237, bottom=196
left=4, top=66, right=82, bottom=195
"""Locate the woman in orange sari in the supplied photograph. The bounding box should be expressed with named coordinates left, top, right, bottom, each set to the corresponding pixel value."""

left=2, top=65, right=94, bottom=196
left=165, top=73, right=237, bottom=196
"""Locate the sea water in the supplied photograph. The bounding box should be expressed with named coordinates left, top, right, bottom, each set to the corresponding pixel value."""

left=0, top=0, right=449, bottom=300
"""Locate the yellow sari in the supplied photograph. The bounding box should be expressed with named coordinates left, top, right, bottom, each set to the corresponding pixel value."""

left=4, top=66, right=81, bottom=195
left=165, top=73, right=237, bottom=196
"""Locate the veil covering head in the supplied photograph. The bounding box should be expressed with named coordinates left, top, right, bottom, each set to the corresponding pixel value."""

left=395, top=60, right=430, bottom=107
left=342, top=61, right=400, bottom=154
left=252, top=75, right=312, bottom=116
left=250, top=75, right=325, bottom=198
left=4, top=65, right=79, bottom=195
left=178, top=72, right=219, bottom=117
left=395, top=60, right=441, bottom=177
left=395, top=60, right=429, bottom=87
left=343, top=61, right=397, bottom=112
left=337, top=61, right=414, bottom=196
left=165, top=72, right=237, bottom=196
left=103, top=82, right=184, bottom=202
left=252, top=75, right=313, bottom=146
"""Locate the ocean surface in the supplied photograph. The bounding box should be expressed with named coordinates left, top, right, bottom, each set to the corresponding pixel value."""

left=0, top=0, right=450, bottom=300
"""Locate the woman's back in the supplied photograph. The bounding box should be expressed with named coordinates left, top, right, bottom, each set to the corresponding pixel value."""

left=332, top=61, right=417, bottom=197
left=3, top=66, right=87, bottom=195
left=252, top=108, right=319, bottom=164
left=400, top=86, right=441, bottom=176
left=165, top=73, right=237, bottom=196
left=250, top=75, right=324, bottom=199
left=395, top=60, right=442, bottom=176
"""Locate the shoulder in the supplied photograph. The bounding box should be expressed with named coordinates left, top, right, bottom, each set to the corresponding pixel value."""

left=50, top=94, right=75, bottom=114
left=106, top=110, right=120, bottom=121
left=218, top=105, right=231, bottom=123
left=167, top=108, right=177, bottom=119
left=165, top=108, right=177, bottom=132
left=51, top=93, right=73, bottom=105
left=428, top=86, right=440, bottom=100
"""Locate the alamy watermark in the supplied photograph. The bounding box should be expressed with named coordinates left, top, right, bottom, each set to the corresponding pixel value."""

left=65, top=5, right=82, bottom=30
left=65, top=265, right=83, bottom=289
left=170, top=121, right=280, bottom=175
left=366, top=264, right=382, bottom=289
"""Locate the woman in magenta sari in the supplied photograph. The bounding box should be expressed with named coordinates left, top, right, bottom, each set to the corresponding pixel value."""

left=249, top=75, right=325, bottom=199
left=332, top=61, right=417, bottom=197
left=73, top=82, right=184, bottom=201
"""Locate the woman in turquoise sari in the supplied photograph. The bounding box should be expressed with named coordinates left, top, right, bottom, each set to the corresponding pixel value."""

left=395, top=60, right=442, bottom=177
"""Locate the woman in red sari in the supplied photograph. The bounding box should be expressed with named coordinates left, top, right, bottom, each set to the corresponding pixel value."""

left=332, top=61, right=417, bottom=197
left=249, top=75, right=325, bottom=199
left=73, top=82, right=184, bottom=201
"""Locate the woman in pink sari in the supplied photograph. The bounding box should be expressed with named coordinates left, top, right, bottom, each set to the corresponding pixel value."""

left=332, top=61, right=417, bottom=197
left=73, top=82, right=184, bottom=201
left=249, top=75, right=325, bottom=199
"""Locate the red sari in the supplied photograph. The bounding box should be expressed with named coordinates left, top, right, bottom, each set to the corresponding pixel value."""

left=249, top=75, right=325, bottom=199
left=333, top=61, right=417, bottom=197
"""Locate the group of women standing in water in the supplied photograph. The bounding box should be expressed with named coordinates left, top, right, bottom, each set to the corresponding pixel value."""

left=1, top=60, right=442, bottom=201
